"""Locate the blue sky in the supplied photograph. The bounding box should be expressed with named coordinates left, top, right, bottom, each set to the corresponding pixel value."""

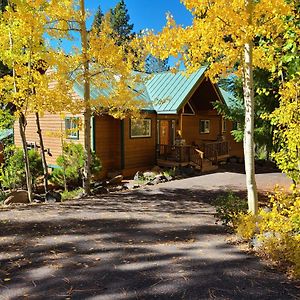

left=54, top=1, right=192, bottom=53
left=86, top=0, right=192, bottom=32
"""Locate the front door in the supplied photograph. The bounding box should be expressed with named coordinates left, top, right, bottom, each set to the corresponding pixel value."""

left=159, top=120, right=170, bottom=145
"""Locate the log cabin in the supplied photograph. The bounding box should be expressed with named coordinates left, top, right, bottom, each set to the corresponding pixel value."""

left=14, top=67, right=243, bottom=177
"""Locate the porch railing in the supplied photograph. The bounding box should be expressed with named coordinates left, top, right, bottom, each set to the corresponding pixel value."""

left=199, top=141, right=229, bottom=161
left=156, top=144, right=192, bottom=163
left=156, top=140, right=229, bottom=166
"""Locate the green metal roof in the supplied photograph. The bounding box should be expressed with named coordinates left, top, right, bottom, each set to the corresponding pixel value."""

left=0, top=128, right=13, bottom=141
left=145, top=67, right=207, bottom=114
left=71, top=66, right=238, bottom=114
left=217, top=86, right=242, bottom=110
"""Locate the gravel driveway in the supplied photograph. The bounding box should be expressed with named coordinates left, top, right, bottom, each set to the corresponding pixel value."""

left=0, top=172, right=298, bottom=300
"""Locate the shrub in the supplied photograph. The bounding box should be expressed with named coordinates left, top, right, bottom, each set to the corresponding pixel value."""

left=50, top=142, right=101, bottom=189
left=61, top=187, right=84, bottom=201
left=213, top=192, right=248, bottom=227
left=0, top=146, right=43, bottom=191
left=236, top=187, right=300, bottom=278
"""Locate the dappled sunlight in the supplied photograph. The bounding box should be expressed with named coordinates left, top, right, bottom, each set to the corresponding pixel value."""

left=0, top=185, right=298, bottom=299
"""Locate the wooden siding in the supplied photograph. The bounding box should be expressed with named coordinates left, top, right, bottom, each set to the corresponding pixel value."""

left=123, top=114, right=157, bottom=172
left=224, top=119, right=244, bottom=158
left=94, top=115, right=121, bottom=177
left=14, top=112, right=84, bottom=166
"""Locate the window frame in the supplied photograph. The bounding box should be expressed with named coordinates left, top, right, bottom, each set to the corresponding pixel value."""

left=222, top=118, right=227, bottom=132
left=65, top=117, right=80, bottom=140
left=199, top=119, right=210, bottom=134
left=130, top=118, right=152, bottom=138
left=232, top=121, right=241, bottom=130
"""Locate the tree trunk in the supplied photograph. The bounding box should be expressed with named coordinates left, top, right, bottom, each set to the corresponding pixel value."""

left=243, top=20, right=258, bottom=214
left=35, top=112, right=49, bottom=193
left=8, top=25, right=33, bottom=202
left=19, top=114, right=33, bottom=202
left=79, top=0, right=92, bottom=195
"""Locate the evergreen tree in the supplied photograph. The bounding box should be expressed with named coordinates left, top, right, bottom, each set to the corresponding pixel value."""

left=215, top=68, right=279, bottom=160
left=109, top=0, right=134, bottom=45
left=145, top=55, right=169, bottom=73
left=92, top=5, right=103, bottom=34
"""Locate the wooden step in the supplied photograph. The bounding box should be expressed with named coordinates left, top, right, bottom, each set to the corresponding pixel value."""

left=202, top=164, right=218, bottom=172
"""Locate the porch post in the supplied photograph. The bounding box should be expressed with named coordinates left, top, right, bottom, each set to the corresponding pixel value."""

left=179, top=111, right=183, bottom=137
left=120, top=120, right=125, bottom=170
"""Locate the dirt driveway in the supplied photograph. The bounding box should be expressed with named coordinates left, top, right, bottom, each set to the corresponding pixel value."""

left=0, top=172, right=298, bottom=300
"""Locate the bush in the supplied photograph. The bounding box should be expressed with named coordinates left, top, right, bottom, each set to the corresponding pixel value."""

left=236, top=187, right=300, bottom=278
left=0, top=146, right=43, bottom=191
left=50, top=142, right=101, bottom=189
left=213, top=192, right=248, bottom=227
left=61, top=187, right=84, bottom=201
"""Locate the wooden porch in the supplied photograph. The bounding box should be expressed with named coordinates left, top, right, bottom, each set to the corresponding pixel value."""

left=156, top=140, right=230, bottom=171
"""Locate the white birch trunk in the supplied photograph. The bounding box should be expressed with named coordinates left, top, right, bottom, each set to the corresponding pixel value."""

left=243, top=2, right=258, bottom=214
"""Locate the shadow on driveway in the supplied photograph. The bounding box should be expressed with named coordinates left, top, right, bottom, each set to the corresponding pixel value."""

left=0, top=184, right=299, bottom=299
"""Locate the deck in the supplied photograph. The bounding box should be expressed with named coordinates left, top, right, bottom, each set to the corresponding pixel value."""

left=156, top=141, right=229, bottom=171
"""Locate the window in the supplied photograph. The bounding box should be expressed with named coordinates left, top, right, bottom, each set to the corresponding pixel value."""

left=232, top=121, right=241, bottom=130
left=130, top=119, right=151, bottom=138
left=200, top=120, right=210, bottom=133
left=222, top=118, right=227, bottom=132
left=65, top=117, right=79, bottom=140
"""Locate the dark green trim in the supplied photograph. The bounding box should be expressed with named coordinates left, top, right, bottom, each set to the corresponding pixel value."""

left=120, top=120, right=125, bottom=170
left=47, top=164, right=62, bottom=170
left=92, top=116, right=96, bottom=152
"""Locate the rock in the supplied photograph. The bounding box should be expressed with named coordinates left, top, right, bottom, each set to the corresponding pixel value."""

left=143, top=171, right=156, bottom=180
left=181, top=166, right=195, bottom=176
left=151, top=166, right=161, bottom=173
left=4, top=190, right=29, bottom=205
left=146, top=181, right=155, bottom=186
left=133, top=183, right=140, bottom=189
left=93, top=181, right=106, bottom=188
left=134, top=171, right=143, bottom=181
left=109, top=185, right=124, bottom=192
left=33, top=198, right=43, bottom=204
left=45, top=191, right=62, bottom=203
left=33, top=194, right=45, bottom=203
left=164, top=174, right=173, bottom=181
left=93, top=186, right=109, bottom=194
left=108, top=175, right=124, bottom=185
left=123, top=182, right=135, bottom=190
left=107, top=171, right=122, bottom=179
left=151, top=174, right=167, bottom=185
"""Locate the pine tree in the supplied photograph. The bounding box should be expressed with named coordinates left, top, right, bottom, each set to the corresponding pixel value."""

left=109, top=0, right=134, bottom=46
left=92, top=5, right=103, bottom=34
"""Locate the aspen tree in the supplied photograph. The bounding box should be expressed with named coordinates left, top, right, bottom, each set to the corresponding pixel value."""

left=144, top=0, right=293, bottom=214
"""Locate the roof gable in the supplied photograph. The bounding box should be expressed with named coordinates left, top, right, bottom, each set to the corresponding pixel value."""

left=145, top=67, right=207, bottom=114
left=71, top=66, right=237, bottom=115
